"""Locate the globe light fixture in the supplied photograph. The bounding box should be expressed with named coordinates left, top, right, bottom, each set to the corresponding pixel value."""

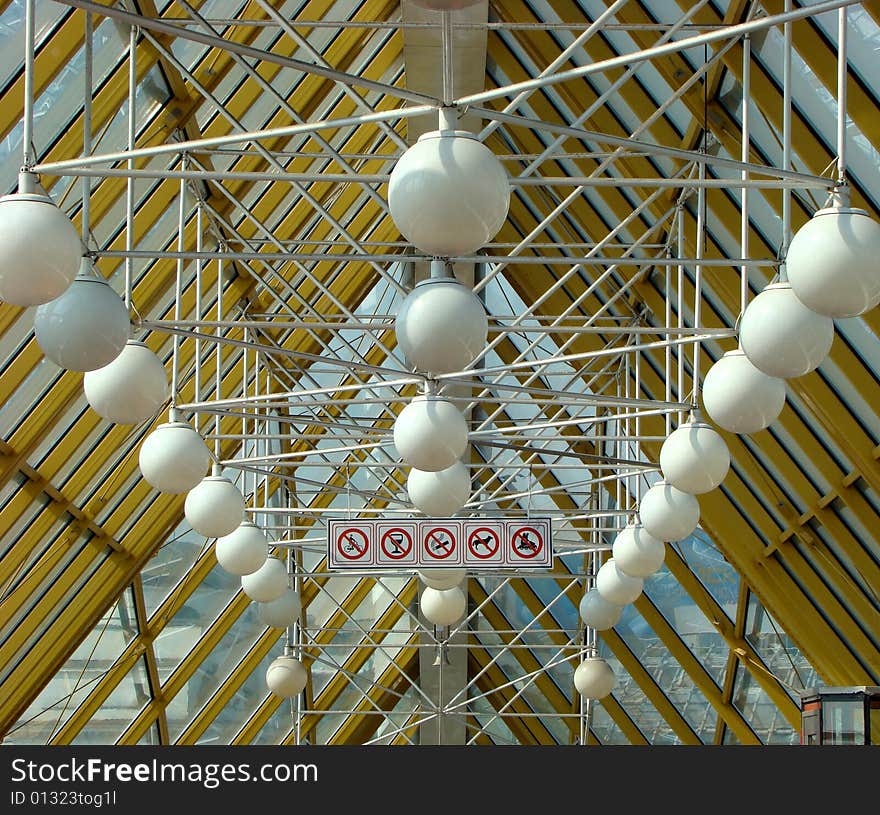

left=215, top=521, right=267, bottom=576
left=83, top=340, right=167, bottom=424
left=258, top=589, right=302, bottom=629
left=407, top=459, right=470, bottom=516
left=701, top=349, right=786, bottom=434
left=612, top=523, right=665, bottom=579
left=265, top=655, right=307, bottom=698
left=420, top=585, right=467, bottom=627
left=739, top=281, right=834, bottom=379
left=573, top=656, right=616, bottom=700
left=659, top=414, right=730, bottom=495
left=33, top=259, right=130, bottom=371
left=393, top=395, right=468, bottom=472
left=638, top=480, right=700, bottom=542
left=0, top=179, right=82, bottom=307
left=578, top=589, right=622, bottom=631
left=242, top=556, right=288, bottom=603
left=418, top=568, right=467, bottom=590
left=395, top=277, right=488, bottom=375
left=138, top=419, right=211, bottom=494
left=184, top=475, right=245, bottom=538
left=596, top=558, right=644, bottom=606
left=388, top=127, right=509, bottom=257
left=785, top=204, right=880, bottom=318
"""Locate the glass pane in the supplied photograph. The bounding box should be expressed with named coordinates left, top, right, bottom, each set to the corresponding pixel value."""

left=614, top=584, right=718, bottom=741
left=196, top=647, right=277, bottom=745
left=251, top=700, right=295, bottom=746
left=71, top=657, right=152, bottom=744
left=369, top=684, right=421, bottom=746
left=584, top=697, right=629, bottom=745
left=675, top=531, right=740, bottom=617
left=745, top=593, right=821, bottom=699
left=646, top=552, right=731, bottom=689
left=5, top=589, right=138, bottom=743
left=137, top=721, right=163, bottom=745
left=821, top=698, right=866, bottom=745
left=731, top=662, right=799, bottom=744
left=597, top=629, right=664, bottom=743
left=142, top=523, right=210, bottom=619
left=164, top=600, right=266, bottom=741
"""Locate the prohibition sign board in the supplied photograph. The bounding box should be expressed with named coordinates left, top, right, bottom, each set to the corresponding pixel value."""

left=336, top=527, right=369, bottom=562
left=467, top=526, right=501, bottom=560
left=423, top=526, right=458, bottom=561
left=380, top=527, right=414, bottom=561
left=509, top=525, right=544, bottom=560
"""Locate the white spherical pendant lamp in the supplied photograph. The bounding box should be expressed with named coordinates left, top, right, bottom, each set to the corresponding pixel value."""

left=659, top=416, right=730, bottom=495
left=393, top=395, right=468, bottom=472
left=184, top=475, right=244, bottom=538
left=595, top=558, right=644, bottom=606
left=265, top=655, right=307, bottom=698
left=258, top=589, right=302, bottom=629
left=215, top=521, right=267, bottom=576
left=407, top=459, right=470, bottom=516
left=0, top=189, right=81, bottom=306
left=612, top=523, right=665, bottom=579
left=138, top=421, right=210, bottom=494
left=395, top=278, right=488, bottom=375
left=578, top=589, right=622, bottom=631
left=388, top=130, right=509, bottom=256
left=418, top=568, right=466, bottom=590
left=638, top=480, right=700, bottom=542
left=34, top=262, right=130, bottom=371
left=83, top=340, right=167, bottom=424
left=785, top=205, right=880, bottom=318
left=242, top=556, right=288, bottom=603
left=739, top=281, right=834, bottom=379
left=574, top=657, right=616, bottom=700
left=420, top=585, right=467, bottom=626
left=701, top=349, right=786, bottom=434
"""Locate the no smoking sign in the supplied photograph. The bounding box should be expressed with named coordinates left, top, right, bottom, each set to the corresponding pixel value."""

left=422, top=523, right=463, bottom=565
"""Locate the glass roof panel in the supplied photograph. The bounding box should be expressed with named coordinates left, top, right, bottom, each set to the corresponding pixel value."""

left=744, top=591, right=823, bottom=700
left=673, top=531, right=739, bottom=618
left=164, top=600, right=267, bottom=742
left=71, top=656, right=152, bottom=745
left=153, top=558, right=241, bottom=684
left=596, top=632, right=659, bottom=741
left=731, top=662, right=797, bottom=744
left=0, top=2, right=69, bottom=122
left=5, top=588, right=138, bottom=744
left=614, top=579, right=719, bottom=741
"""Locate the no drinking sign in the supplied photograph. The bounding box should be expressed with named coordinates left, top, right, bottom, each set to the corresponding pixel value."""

left=328, top=518, right=552, bottom=570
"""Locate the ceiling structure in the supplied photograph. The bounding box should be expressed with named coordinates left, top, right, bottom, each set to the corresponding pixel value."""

left=1, top=0, right=878, bottom=747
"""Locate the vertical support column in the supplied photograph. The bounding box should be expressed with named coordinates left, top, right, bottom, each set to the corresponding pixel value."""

left=399, top=0, right=489, bottom=746
left=417, top=252, right=473, bottom=746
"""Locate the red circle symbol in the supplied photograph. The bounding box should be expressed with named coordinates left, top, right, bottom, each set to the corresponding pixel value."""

left=510, top=526, right=543, bottom=559
left=424, top=526, right=456, bottom=560
left=467, top=527, right=500, bottom=559
left=380, top=527, right=413, bottom=560
left=336, top=528, right=369, bottom=560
